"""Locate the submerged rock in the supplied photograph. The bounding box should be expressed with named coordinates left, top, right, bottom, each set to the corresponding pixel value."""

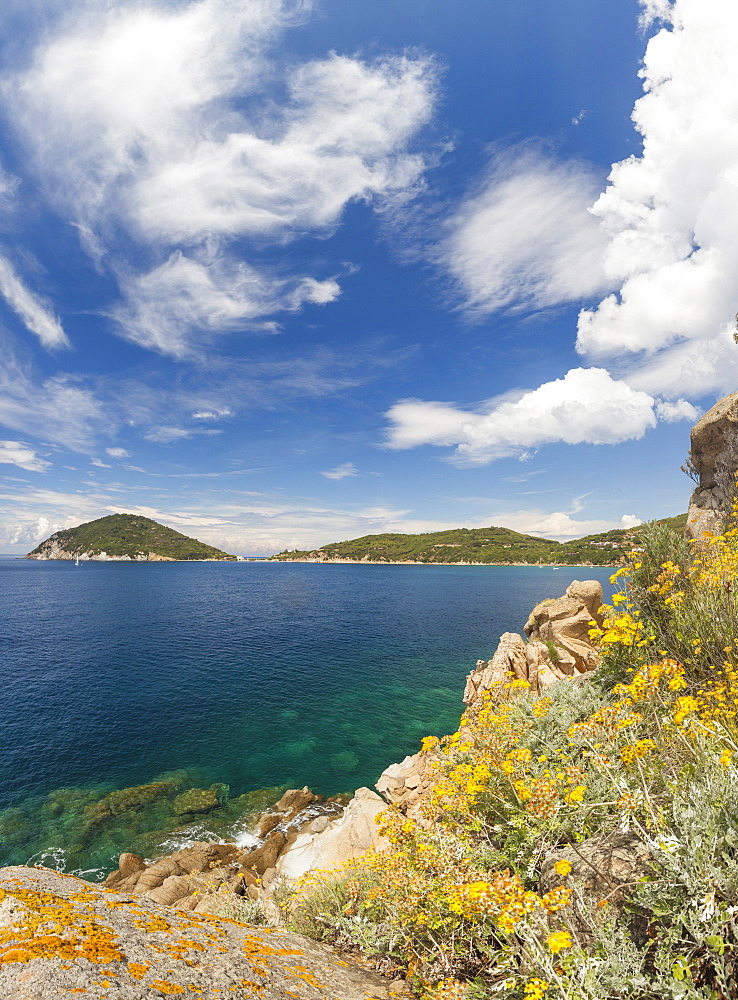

left=0, top=865, right=396, bottom=999
left=171, top=785, right=223, bottom=816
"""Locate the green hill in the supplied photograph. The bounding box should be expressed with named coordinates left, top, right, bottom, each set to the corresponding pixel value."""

left=269, top=513, right=687, bottom=566
left=26, top=513, right=236, bottom=561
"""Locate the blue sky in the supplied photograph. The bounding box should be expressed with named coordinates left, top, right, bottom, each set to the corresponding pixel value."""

left=0, top=0, right=734, bottom=556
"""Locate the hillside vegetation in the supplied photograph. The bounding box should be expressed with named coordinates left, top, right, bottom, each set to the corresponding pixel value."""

left=270, top=514, right=688, bottom=565
left=283, top=511, right=738, bottom=999
left=26, top=513, right=235, bottom=561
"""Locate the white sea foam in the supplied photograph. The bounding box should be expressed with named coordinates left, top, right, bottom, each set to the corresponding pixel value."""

left=234, top=830, right=259, bottom=850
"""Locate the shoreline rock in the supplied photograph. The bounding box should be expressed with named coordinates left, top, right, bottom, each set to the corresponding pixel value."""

left=0, top=865, right=399, bottom=999
left=686, top=391, right=738, bottom=540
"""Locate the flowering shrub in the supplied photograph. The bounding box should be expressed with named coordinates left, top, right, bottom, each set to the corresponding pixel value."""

left=287, top=510, right=738, bottom=999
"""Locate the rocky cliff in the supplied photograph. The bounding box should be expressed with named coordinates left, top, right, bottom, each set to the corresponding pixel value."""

left=686, top=391, right=738, bottom=539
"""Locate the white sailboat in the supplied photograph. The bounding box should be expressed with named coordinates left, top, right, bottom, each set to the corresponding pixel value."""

left=75, top=555, right=80, bottom=567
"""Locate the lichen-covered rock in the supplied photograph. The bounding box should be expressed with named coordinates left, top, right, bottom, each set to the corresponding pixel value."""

left=539, top=831, right=653, bottom=942
left=0, top=865, right=396, bottom=999
left=687, top=392, right=738, bottom=539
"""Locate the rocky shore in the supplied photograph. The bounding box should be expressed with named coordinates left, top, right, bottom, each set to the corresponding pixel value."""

left=0, top=579, right=606, bottom=997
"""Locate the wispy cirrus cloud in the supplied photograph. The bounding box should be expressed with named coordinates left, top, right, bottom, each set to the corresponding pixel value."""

left=0, top=439, right=50, bottom=472
left=0, top=347, right=108, bottom=452
left=321, top=462, right=358, bottom=480
left=0, top=254, right=69, bottom=349
left=437, top=144, right=609, bottom=317
left=7, top=0, right=439, bottom=356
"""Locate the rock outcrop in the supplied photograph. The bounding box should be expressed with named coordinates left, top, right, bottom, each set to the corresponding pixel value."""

left=0, top=865, right=398, bottom=999
left=686, top=392, right=738, bottom=540
left=276, top=788, right=388, bottom=882
left=375, top=753, right=436, bottom=823
left=101, top=785, right=384, bottom=915
left=540, top=831, right=653, bottom=943
left=463, top=580, right=604, bottom=705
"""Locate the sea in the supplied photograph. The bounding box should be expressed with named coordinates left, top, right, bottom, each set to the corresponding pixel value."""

left=0, top=559, right=615, bottom=878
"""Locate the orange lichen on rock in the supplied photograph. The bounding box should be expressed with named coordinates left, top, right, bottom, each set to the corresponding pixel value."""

left=134, top=914, right=172, bottom=933
left=149, top=978, right=186, bottom=994
left=0, top=885, right=123, bottom=967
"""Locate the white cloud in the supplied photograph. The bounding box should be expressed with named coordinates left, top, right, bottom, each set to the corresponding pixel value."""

left=192, top=408, right=233, bottom=420
left=0, top=350, right=107, bottom=451
left=91, top=457, right=111, bottom=468
left=0, top=440, right=50, bottom=472
left=655, top=398, right=700, bottom=423
left=143, top=426, right=194, bottom=444
left=575, top=0, right=738, bottom=400
left=493, top=509, right=642, bottom=540
left=639, top=0, right=674, bottom=27
left=390, top=0, right=734, bottom=466
left=321, top=462, right=358, bottom=480
left=0, top=516, right=58, bottom=547
left=8, top=0, right=439, bottom=355
left=385, top=368, right=662, bottom=464
left=112, top=251, right=340, bottom=357
left=105, top=447, right=130, bottom=458
left=439, top=145, right=609, bottom=316
left=0, top=254, right=69, bottom=349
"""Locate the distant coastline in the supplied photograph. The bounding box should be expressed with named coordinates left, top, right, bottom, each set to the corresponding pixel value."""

left=263, top=558, right=617, bottom=567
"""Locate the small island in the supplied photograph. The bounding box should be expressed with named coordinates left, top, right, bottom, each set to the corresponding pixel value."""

left=25, top=513, right=236, bottom=562
left=269, top=514, right=687, bottom=566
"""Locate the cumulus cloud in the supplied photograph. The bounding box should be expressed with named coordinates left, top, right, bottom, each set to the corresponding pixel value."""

left=494, top=509, right=642, bottom=540
left=105, top=447, right=130, bottom=458
left=0, top=254, right=69, bottom=349
left=575, top=0, right=738, bottom=400
left=0, top=440, right=50, bottom=472
left=385, top=368, right=669, bottom=464
left=389, top=0, right=735, bottom=466
left=0, top=516, right=58, bottom=547
left=7, top=0, right=439, bottom=355
left=321, top=462, right=358, bottom=480
left=655, top=398, right=700, bottom=423
left=439, top=145, right=609, bottom=316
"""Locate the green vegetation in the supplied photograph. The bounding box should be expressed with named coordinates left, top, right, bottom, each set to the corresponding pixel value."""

left=284, top=512, right=738, bottom=999
left=26, top=513, right=236, bottom=561
left=270, top=514, right=688, bottom=566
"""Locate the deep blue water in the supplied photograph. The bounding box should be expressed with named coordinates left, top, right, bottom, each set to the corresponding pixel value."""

left=0, top=560, right=614, bottom=874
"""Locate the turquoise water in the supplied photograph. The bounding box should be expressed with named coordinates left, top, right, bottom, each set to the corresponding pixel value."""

left=0, top=560, right=614, bottom=876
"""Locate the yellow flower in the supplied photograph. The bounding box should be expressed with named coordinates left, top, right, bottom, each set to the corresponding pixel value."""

left=547, top=930, right=573, bottom=954
left=524, top=980, right=549, bottom=1000
left=719, top=748, right=732, bottom=767
left=565, top=784, right=585, bottom=805
left=553, top=859, right=572, bottom=876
